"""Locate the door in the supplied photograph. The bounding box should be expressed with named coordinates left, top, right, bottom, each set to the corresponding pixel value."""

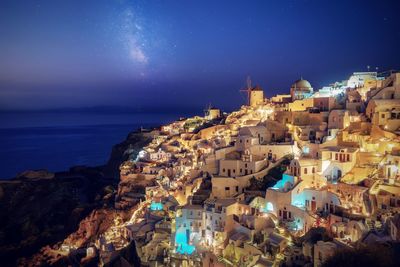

left=311, top=201, right=316, bottom=211
left=283, top=210, right=287, bottom=220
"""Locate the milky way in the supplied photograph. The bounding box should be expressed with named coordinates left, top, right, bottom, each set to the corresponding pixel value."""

left=0, top=0, right=399, bottom=110
left=120, top=8, right=148, bottom=64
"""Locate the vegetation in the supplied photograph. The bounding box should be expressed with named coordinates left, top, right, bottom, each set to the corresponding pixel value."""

left=248, top=156, right=291, bottom=191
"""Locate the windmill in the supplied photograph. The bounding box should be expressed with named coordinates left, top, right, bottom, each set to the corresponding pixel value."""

left=240, top=76, right=252, bottom=105
left=204, top=103, right=212, bottom=118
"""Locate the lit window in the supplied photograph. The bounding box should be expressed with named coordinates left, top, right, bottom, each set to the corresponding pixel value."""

left=266, top=202, right=273, bottom=212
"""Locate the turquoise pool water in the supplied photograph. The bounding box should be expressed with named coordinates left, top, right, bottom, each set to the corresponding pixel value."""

left=272, top=173, right=294, bottom=190
left=150, top=201, right=163, bottom=211
left=175, top=230, right=195, bottom=254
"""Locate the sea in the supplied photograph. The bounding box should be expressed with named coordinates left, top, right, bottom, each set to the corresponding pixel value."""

left=0, top=111, right=190, bottom=179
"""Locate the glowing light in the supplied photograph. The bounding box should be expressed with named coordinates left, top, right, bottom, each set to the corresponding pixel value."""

left=150, top=201, right=163, bottom=211
left=175, top=230, right=195, bottom=254
left=266, top=202, right=274, bottom=212
left=272, top=173, right=294, bottom=190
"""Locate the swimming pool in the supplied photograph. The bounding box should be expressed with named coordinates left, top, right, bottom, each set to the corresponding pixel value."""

left=150, top=201, right=163, bottom=211
left=175, top=230, right=195, bottom=254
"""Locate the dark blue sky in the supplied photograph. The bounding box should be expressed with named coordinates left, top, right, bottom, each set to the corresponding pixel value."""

left=1, top=0, right=399, bottom=112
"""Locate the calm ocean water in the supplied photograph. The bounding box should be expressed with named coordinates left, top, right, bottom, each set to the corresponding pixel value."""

left=0, top=111, right=188, bottom=179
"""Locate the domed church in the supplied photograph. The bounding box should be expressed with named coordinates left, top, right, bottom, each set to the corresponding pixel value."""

left=290, top=78, right=314, bottom=101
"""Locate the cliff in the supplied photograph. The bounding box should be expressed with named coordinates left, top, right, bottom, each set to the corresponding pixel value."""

left=0, top=130, right=153, bottom=267
left=103, top=131, right=154, bottom=179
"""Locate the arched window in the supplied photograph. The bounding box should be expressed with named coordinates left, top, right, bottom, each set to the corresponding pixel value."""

left=266, top=202, right=274, bottom=212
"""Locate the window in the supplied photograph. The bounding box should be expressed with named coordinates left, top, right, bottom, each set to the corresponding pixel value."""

left=312, top=167, right=315, bottom=173
left=335, top=153, right=338, bottom=160
left=236, top=186, right=239, bottom=192
left=223, top=168, right=225, bottom=172
left=381, top=114, right=385, bottom=119
left=225, top=187, right=229, bottom=190
left=347, top=154, right=350, bottom=161
left=304, top=168, right=308, bottom=174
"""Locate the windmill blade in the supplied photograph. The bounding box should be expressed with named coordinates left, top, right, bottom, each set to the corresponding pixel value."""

left=247, top=75, right=252, bottom=89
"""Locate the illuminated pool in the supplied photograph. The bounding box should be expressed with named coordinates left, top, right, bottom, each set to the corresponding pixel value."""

left=272, top=173, right=294, bottom=190
left=260, top=202, right=274, bottom=212
left=175, top=230, right=195, bottom=254
left=150, top=201, right=163, bottom=211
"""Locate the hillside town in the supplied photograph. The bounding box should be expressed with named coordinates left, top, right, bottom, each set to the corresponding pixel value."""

left=37, top=70, right=400, bottom=266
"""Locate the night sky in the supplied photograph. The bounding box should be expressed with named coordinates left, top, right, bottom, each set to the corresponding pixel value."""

left=1, top=0, right=400, bottom=112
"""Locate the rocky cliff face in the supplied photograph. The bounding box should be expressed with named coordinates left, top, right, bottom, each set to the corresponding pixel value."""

left=0, top=130, right=152, bottom=267
left=0, top=167, right=113, bottom=267
left=24, top=208, right=131, bottom=267
left=103, top=131, right=154, bottom=179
